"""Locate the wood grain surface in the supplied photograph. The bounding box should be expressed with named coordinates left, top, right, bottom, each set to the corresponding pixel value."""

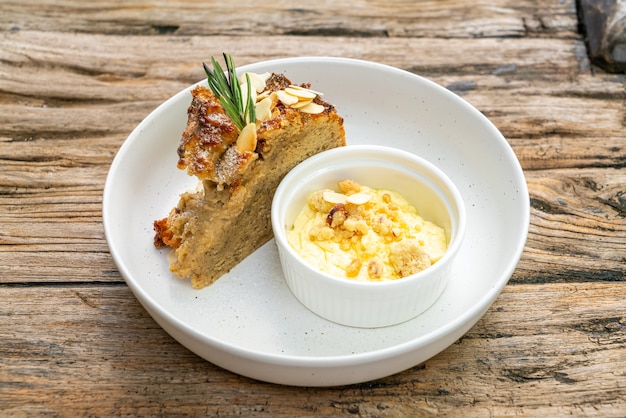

left=1, top=0, right=625, bottom=416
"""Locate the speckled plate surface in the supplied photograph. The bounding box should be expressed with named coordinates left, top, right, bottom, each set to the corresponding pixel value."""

left=103, top=57, right=529, bottom=386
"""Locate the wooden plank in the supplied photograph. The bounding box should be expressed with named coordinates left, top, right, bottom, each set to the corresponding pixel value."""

left=455, top=74, right=626, bottom=170
left=1, top=32, right=622, bottom=167
left=511, top=166, right=626, bottom=284
left=0, top=30, right=586, bottom=76
left=0, top=0, right=579, bottom=38
left=0, top=283, right=624, bottom=415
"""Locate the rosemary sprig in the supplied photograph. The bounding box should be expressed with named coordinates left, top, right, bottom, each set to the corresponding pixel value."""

left=203, top=54, right=256, bottom=130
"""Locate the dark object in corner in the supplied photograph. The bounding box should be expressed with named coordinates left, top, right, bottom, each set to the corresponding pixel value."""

left=578, top=0, right=626, bottom=73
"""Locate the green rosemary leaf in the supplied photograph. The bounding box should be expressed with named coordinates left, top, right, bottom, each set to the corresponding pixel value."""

left=204, top=60, right=241, bottom=127
left=203, top=54, right=254, bottom=130
left=244, top=72, right=256, bottom=124
left=210, top=57, right=231, bottom=99
left=224, top=54, right=242, bottom=113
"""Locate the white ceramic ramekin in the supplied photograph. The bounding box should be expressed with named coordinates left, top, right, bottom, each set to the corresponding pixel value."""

left=271, top=145, right=466, bottom=328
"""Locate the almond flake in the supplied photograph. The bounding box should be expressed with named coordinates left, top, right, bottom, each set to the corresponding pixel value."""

left=298, top=102, right=325, bottom=114
left=239, top=72, right=268, bottom=93
left=289, top=84, right=324, bottom=96
left=285, top=86, right=317, bottom=100
left=346, top=192, right=372, bottom=205
left=275, top=90, right=299, bottom=105
left=289, top=98, right=314, bottom=109
left=256, top=91, right=270, bottom=102
left=323, top=191, right=347, bottom=204
left=255, top=97, right=273, bottom=121
left=240, top=82, right=257, bottom=107
left=236, top=122, right=257, bottom=153
left=268, top=91, right=279, bottom=108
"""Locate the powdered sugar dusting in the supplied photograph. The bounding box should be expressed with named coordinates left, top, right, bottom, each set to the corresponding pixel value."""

left=215, top=146, right=241, bottom=187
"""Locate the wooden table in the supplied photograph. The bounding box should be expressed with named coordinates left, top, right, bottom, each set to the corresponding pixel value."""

left=2, top=1, right=625, bottom=415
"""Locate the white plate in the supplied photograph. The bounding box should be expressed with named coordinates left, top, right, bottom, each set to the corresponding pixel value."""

left=103, top=57, right=529, bottom=386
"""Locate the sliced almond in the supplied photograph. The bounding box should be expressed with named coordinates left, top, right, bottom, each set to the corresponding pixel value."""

left=239, top=72, right=268, bottom=93
left=256, top=90, right=270, bottom=102
left=346, top=192, right=372, bottom=205
left=285, top=86, right=317, bottom=100
left=298, top=102, right=325, bottom=114
left=275, top=90, right=299, bottom=106
left=289, top=98, right=314, bottom=109
left=255, top=96, right=273, bottom=121
left=240, top=82, right=257, bottom=108
left=236, top=122, right=257, bottom=153
left=289, top=84, right=324, bottom=96
left=323, top=191, right=347, bottom=204
left=268, top=91, right=279, bottom=109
